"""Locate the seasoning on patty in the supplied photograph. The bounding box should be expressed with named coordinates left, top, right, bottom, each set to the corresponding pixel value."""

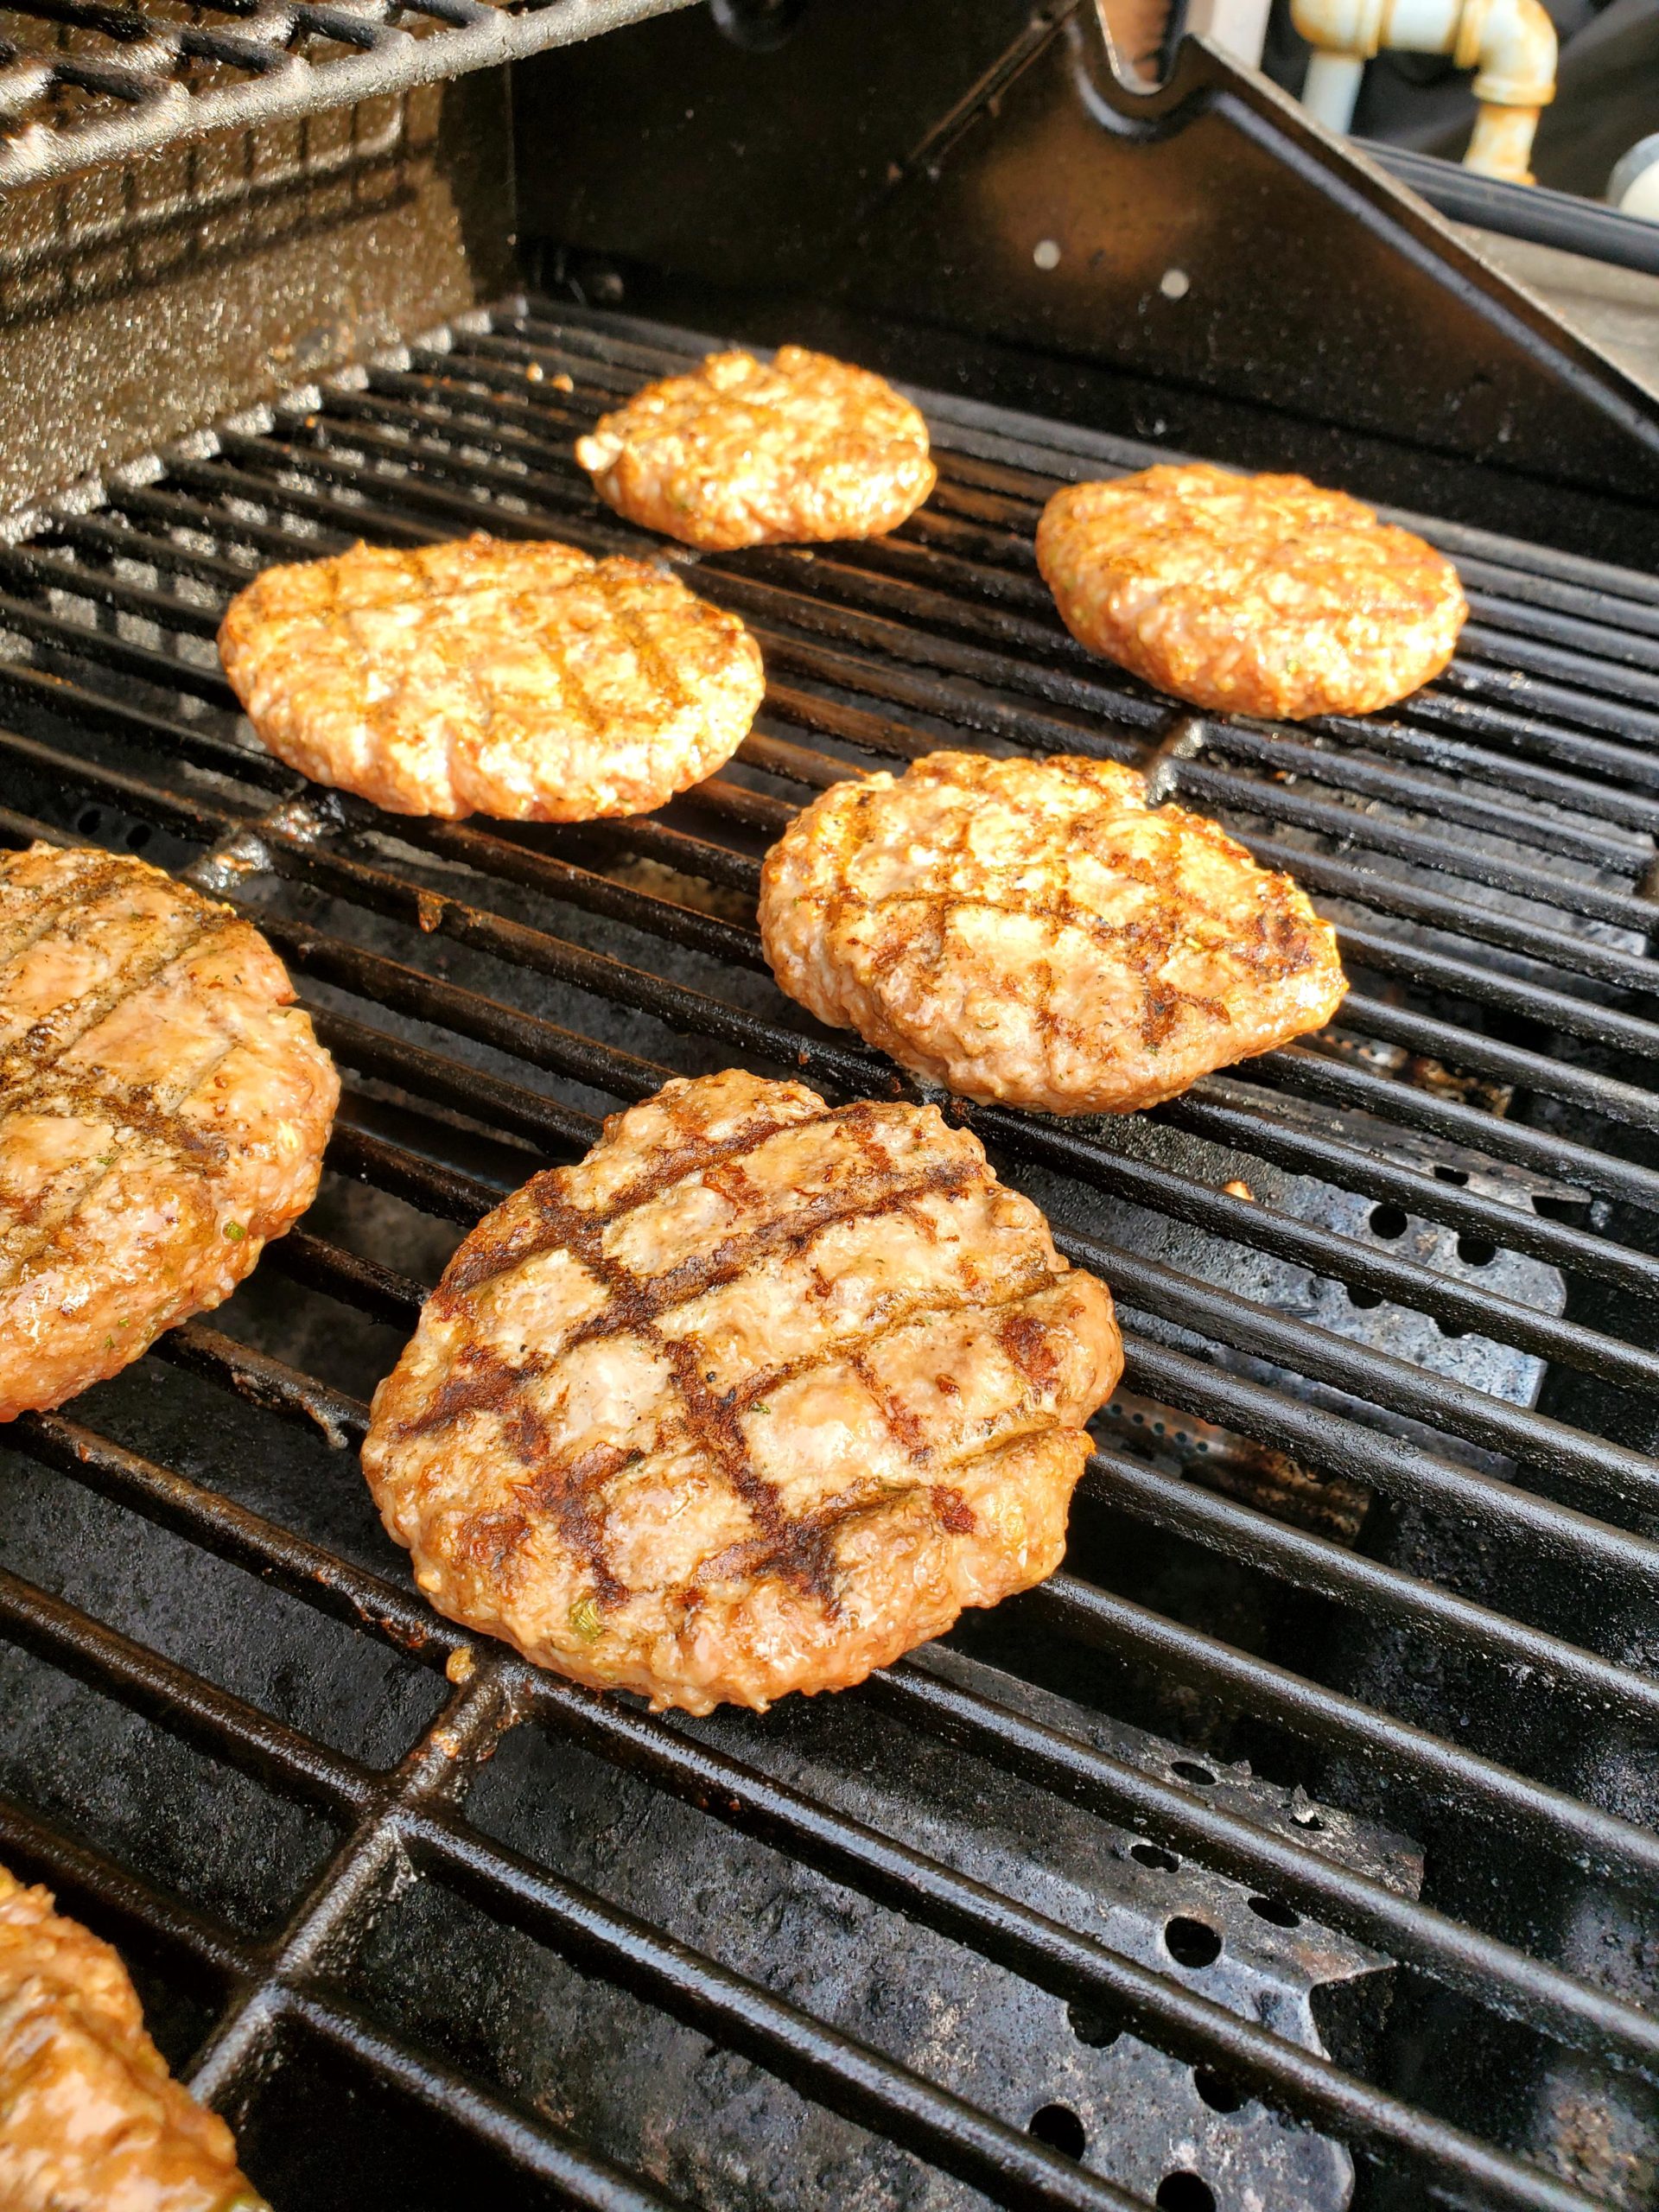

left=759, top=752, right=1346, bottom=1116
left=218, top=533, right=765, bottom=820
left=0, top=842, right=338, bottom=1421
left=362, top=1067, right=1122, bottom=1713
left=1036, top=463, right=1466, bottom=721
left=0, top=1861, right=264, bottom=2211
left=574, top=346, right=937, bottom=550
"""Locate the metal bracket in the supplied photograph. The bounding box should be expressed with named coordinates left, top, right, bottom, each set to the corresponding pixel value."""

left=513, top=0, right=1659, bottom=504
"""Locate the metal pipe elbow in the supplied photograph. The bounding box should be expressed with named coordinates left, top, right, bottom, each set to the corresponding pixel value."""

left=1454, top=0, right=1556, bottom=111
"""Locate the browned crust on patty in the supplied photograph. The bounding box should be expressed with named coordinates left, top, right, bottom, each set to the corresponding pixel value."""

left=0, top=842, right=339, bottom=1420
left=0, top=1862, right=259, bottom=2211
left=759, top=752, right=1347, bottom=1115
left=575, top=346, right=938, bottom=551
left=362, top=1067, right=1122, bottom=1713
left=1036, top=464, right=1467, bottom=721
left=218, top=533, right=765, bottom=820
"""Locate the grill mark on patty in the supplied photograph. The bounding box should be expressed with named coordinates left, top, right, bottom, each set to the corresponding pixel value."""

left=406, top=1093, right=1044, bottom=1618
left=0, top=889, right=245, bottom=1288
left=0, top=855, right=134, bottom=972
left=799, top=760, right=1323, bottom=1055
left=595, top=566, right=693, bottom=719
left=0, top=906, right=232, bottom=1107
left=440, top=1098, right=906, bottom=1306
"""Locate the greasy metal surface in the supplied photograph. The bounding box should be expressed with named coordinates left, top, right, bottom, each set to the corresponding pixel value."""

left=2, top=296, right=1659, bottom=2209
left=512, top=0, right=1659, bottom=506
left=0, top=0, right=697, bottom=190
left=0, top=69, right=515, bottom=513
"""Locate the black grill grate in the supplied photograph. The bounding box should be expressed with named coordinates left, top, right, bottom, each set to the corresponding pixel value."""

left=0, top=0, right=694, bottom=188
left=3, top=295, right=1659, bottom=2211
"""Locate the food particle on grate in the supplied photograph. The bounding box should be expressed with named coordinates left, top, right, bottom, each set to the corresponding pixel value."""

left=1036, top=463, right=1467, bottom=719
left=0, top=844, right=338, bottom=1422
left=574, top=346, right=938, bottom=550
left=361, top=1067, right=1122, bottom=1713
left=0, top=1862, right=264, bottom=2212
left=758, top=752, right=1346, bottom=1114
left=217, top=533, right=765, bottom=821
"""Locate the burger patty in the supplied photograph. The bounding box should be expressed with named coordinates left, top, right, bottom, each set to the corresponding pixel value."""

left=574, top=346, right=937, bottom=550
left=0, top=1862, right=261, bottom=2212
left=363, top=1067, right=1122, bottom=1714
left=1036, top=464, right=1467, bottom=721
left=758, top=751, right=1347, bottom=1116
left=218, top=533, right=765, bottom=820
left=0, top=843, right=338, bottom=1421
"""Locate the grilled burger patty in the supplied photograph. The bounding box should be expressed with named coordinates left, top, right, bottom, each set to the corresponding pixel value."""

left=363, top=1068, right=1121, bottom=1713
left=759, top=752, right=1347, bottom=1116
left=0, top=843, right=338, bottom=1421
left=218, top=533, right=765, bottom=820
left=1036, top=464, right=1467, bottom=721
left=0, top=1862, right=261, bottom=2212
left=574, top=346, right=937, bottom=550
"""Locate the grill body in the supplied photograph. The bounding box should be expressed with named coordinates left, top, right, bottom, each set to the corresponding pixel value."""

left=1, top=29, right=1659, bottom=2209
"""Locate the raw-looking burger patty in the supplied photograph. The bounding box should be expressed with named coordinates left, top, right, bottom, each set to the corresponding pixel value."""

left=363, top=1067, right=1122, bottom=1713
left=0, top=1862, right=262, bottom=2212
left=0, top=843, right=339, bottom=1420
left=218, top=533, right=765, bottom=820
left=1036, top=464, right=1467, bottom=721
left=574, top=346, right=937, bottom=550
left=759, top=751, right=1347, bottom=1116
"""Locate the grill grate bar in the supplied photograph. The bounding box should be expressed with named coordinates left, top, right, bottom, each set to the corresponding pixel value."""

left=1247, top=1041, right=1659, bottom=1215
left=18, top=1299, right=1659, bottom=2050
left=276, top=1986, right=692, bottom=2212
left=0, top=1561, right=377, bottom=1815
left=7, top=744, right=1659, bottom=1501
left=0, top=0, right=702, bottom=191
left=527, top=1670, right=1659, bottom=2085
left=5, top=1370, right=1629, bottom=2212
left=472, top=309, right=1659, bottom=702
left=1031, top=1576, right=1659, bottom=1891
left=19, top=766, right=1659, bottom=1509
left=391, top=1793, right=1594, bottom=2212
left=10, top=296, right=1659, bottom=2211
left=266, top=1116, right=1659, bottom=1895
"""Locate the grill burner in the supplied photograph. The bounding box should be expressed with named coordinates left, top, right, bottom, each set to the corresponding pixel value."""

left=2, top=296, right=1659, bottom=2211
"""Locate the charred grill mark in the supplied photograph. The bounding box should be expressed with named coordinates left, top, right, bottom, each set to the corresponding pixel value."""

left=689, top=1484, right=893, bottom=1608
left=435, top=1103, right=839, bottom=1303
left=931, top=1485, right=976, bottom=1535
left=443, top=1099, right=938, bottom=1312
left=458, top=1508, right=531, bottom=1580
left=512, top=1434, right=633, bottom=1608
left=847, top=1344, right=931, bottom=1463
left=0, top=855, right=133, bottom=973
left=998, top=1309, right=1064, bottom=1393
left=597, top=568, right=694, bottom=719
left=404, top=1342, right=630, bottom=1604
left=418, top=1093, right=1007, bottom=1618
left=596, top=1102, right=836, bottom=1223
left=403, top=1340, right=538, bottom=1437
left=812, top=758, right=1328, bottom=1062
left=0, top=907, right=231, bottom=1108
left=721, top=1268, right=1058, bottom=1422
left=0, top=873, right=251, bottom=1288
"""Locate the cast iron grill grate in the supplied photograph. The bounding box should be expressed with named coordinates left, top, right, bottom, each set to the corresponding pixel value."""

left=3, top=295, right=1659, bottom=2210
left=0, top=0, right=695, bottom=188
